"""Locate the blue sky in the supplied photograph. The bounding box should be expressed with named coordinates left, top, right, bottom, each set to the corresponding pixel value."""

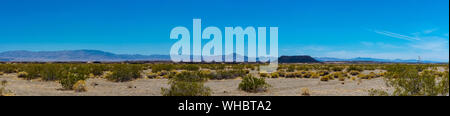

left=0, top=0, right=449, bottom=61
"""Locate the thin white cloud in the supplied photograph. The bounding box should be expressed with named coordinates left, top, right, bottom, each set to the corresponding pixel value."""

left=423, top=28, right=438, bottom=34
left=409, top=36, right=449, bottom=52
left=360, top=42, right=374, bottom=46
left=374, top=30, right=420, bottom=41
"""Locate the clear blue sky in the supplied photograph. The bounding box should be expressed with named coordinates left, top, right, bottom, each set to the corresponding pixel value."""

left=0, top=0, right=448, bottom=61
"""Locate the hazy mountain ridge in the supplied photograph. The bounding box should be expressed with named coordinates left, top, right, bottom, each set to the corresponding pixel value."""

left=314, top=57, right=445, bottom=63
left=0, top=50, right=170, bottom=61
left=0, top=50, right=446, bottom=63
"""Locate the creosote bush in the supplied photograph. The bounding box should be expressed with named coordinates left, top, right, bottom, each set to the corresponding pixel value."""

left=161, top=71, right=211, bottom=96
left=1, top=80, right=14, bottom=96
left=300, top=88, right=311, bottom=96
left=349, top=70, right=360, bottom=76
left=271, top=72, right=280, bottom=78
left=146, top=72, right=158, bottom=79
left=106, top=64, right=142, bottom=82
left=17, top=71, right=28, bottom=78
left=338, top=75, right=346, bottom=81
left=73, top=80, right=87, bottom=92
left=60, top=72, right=87, bottom=90
left=259, top=72, right=269, bottom=78
left=239, top=75, right=271, bottom=93
left=369, top=64, right=449, bottom=96
left=311, top=72, right=320, bottom=78
left=211, top=70, right=247, bottom=80
left=320, top=75, right=330, bottom=81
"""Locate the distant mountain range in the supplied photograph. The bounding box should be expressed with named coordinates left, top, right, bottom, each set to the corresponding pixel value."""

left=314, top=57, right=445, bottom=63
left=0, top=50, right=170, bottom=62
left=0, top=50, right=446, bottom=63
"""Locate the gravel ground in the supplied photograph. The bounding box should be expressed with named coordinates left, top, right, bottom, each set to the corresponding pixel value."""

left=1, top=73, right=392, bottom=96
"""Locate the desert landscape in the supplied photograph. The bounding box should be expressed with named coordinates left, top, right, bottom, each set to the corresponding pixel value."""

left=1, top=63, right=448, bottom=96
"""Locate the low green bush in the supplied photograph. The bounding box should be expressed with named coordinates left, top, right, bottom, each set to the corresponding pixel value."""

left=370, top=64, right=449, bottom=96
left=238, top=75, right=271, bottom=93
left=161, top=71, right=211, bottom=96
left=320, top=75, right=330, bottom=81
left=59, top=72, right=87, bottom=90
left=106, top=64, right=142, bottom=82
left=270, top=72, right=279, bottom=78
left=211, top=70, right=247, bottom=80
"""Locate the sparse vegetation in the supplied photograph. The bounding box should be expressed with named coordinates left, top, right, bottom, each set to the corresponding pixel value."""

left=73, top=80, right=87, bottom=92
left=320, top=75, right=330, bottom=81
left=301, top=88, right=310, bottom=96
left=106, top=64, right=142, bottom=82
left=239, top=75, right=271, bottom=93
left=369, top=64, right=449, bottom=96
left=349, top=70, right=360, bottom=76
left=161, top=71, right=211, bottom=96
left=60, top=72, right=87, bottom=90
left=1, top=80, right=14, bottom=96
left=0, top=63, right=448, bottom=96
left=17, top=71, right=28, bottom=78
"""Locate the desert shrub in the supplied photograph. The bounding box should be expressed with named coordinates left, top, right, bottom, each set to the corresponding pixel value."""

left=311, top=72, right=320, bottom=78
left=331, top=72, right=343, bottom=79
left=350, top=76, right=357, bottom=81
left=19, top=64, right=41, bottom=80
left=300, top=88, right=310, bottom=96
left=40, top=64, right=68, bottom=81
left=377, top=72, right=385, bottom=77
left=296, top=65, right=311, bottom=71
left=146, top=72, right=158, bottom=79
left=320, top=75, right=330, bottom=81
left=88, top=64, right=107, bottom=76
left=302, top=71, right=312, bottom=78
left=17, top=71, right=29, bottom=78
left=106, top=64, right=142, bottom=82
left=318, top=70, right=329, bottom=76
left=157, top=70, right=170, bottom=76
left=285, top=72, right=296, bottom=78
left=1, top=80, right=14, bottom=96
left=179, top=64, right=200, bottom=71
left=370, top=64, right=449, bottom=96
left=259, top=72, right=269, bottom=78
left=439, top=71, right=449, bottom=94
left=294, top=71, right=303, bottom=78
left=271, top=72, right=279, bottom=78
left=349, top=70, right=360, bottom=76
left=0, top=64, right=17, bottom=73
left=161, top=71, right=211, bottom=96
left=239, top=75, right=271, bottom=93
left=357, top=74, right=368, bottom=79
left=358, top=72, right=376, bottom=80
left=367, top=72, right=377, bottom=79
left=338, top=75, right=346, bottom=81
left=60, top=72, right=87, bottom=90
left=277, top=71, right=286, bottom=77
left=245, top=65, right=256, bottom=70
left=331, top=66, right=344, bottom=72
left=368, top=89, right=389, bottom=96
left=287, top=65, right=296, bottom=72
left=151, top=64, right=175, bottom=73
left=103, top=71, right=113, bottom=78
left=73, top=80, right=87, bottom=92
left=211, top=70, right=247, bottom=80
left=1, top=80, right=7, bottom=86
left=348, top=65, right=363, bottom=72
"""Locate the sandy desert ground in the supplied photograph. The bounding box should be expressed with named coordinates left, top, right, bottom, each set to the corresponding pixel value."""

left=1, top=72, right=392, bottom=96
